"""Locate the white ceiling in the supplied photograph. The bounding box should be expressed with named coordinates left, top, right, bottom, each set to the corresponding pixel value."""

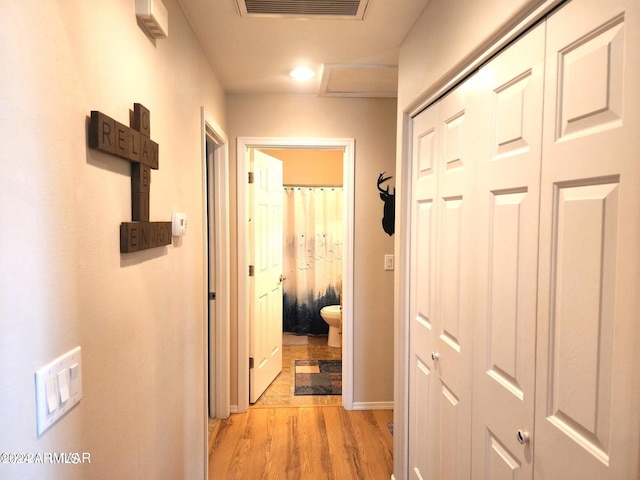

left=176, top=0, right=429, bottom=96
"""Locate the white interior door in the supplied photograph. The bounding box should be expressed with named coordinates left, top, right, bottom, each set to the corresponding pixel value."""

left=470, top=23, right=545, bottom=480
left=534, top=1, right=640, bottom=478
left=249, top=149, right=283, bottom=403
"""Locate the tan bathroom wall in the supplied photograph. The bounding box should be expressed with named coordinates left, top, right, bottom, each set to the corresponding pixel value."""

left=261, top=149, right=344, bottom=185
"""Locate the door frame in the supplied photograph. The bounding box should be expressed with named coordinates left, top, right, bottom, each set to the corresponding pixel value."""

left=237, top=136, right=355, bottom=413
left=201, top=108, right=231, bottom=426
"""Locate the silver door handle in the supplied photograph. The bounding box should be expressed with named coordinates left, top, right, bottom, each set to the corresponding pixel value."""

left=279, top=275, right=287, bottom=282
left=516, top=429, right=530, bottom=445
left=431, top=352, right=439, bottom=361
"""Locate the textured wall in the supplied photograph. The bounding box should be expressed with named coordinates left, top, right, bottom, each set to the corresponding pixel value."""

left=0, top=1, right=225, bottom=478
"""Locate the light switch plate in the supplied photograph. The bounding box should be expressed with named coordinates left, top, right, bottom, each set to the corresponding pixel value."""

left=384, top=254, right=395, bottom=271
left=35, top=346, right=82, bottom=436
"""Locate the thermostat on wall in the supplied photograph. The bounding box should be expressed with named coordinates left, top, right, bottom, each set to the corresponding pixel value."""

left=172, top=213, right=187, bottom=236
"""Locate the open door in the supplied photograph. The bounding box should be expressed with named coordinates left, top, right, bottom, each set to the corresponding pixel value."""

left=249, top=149, right=284, bottom=403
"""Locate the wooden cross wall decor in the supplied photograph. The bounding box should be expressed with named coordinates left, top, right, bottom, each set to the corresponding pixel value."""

left=88, top=103, right=171, bottom=253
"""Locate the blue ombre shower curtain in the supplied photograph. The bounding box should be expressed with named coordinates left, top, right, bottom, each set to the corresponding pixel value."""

left=283, top=186, right=343, bottom=335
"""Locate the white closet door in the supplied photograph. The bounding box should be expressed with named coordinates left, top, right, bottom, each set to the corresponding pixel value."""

left=409, top=101, right=440, bottom=480
left=434, top=80, right=475, bottom=480
left=535, top=1, right=640, bottom=478
left=408, top=75, right=476, bottom=480
left=470, top=23, right=545, bottom=480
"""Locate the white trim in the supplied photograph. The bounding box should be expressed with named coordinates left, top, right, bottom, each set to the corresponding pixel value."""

left=393, top=112, right=413, bottom=480
left=395, top=2, right=566, bottom=479
left=237, top=136, right=355, bottom=412
left=201, top=108, right=231, bottom=427
left=351, top=401, right=394, bottom=410
left=406, top=0, right=566, bottom=118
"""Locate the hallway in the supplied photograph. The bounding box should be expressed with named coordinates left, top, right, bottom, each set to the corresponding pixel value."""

left=208, top=336, right=393, bottom=479
left=208, top=406, right=393, bottom=480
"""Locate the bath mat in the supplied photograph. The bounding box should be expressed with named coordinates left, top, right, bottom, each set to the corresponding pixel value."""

left=282, top=333, right=309, bottom=346
left=294, top=360, right=342, bottom=396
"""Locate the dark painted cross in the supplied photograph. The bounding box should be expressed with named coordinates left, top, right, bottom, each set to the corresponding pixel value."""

left=88, top=103, right=171, bottom=253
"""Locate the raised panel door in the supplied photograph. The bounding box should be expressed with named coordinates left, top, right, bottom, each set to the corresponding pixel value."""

left=535, top=1, right=640, bottom=478
left=471, top=23, right=545, bottom=480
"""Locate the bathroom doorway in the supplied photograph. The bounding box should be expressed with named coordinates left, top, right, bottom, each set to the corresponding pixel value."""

left=237, top=137, right=355, bottom=413
left=256, top=148, right=344, bottom=407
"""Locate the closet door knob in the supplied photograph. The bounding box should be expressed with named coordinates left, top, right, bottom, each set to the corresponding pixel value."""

left=516, top=429, right=530, bottom=445
left=431, top=352, right=439, bottom=361
left=279, top=275, right=287, bottom=283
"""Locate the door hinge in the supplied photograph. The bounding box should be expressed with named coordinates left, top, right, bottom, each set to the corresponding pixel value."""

left=249, top=357, right=254, bottom=369
left=249, top=265, right=255, bottom=277
left=248, top=171, right=254, bottom=184
left=209, top=292, right=216, bottom=300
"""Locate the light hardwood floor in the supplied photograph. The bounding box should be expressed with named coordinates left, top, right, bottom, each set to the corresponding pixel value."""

left=208, top=335, right=393, bottom=479
left=208, top=406, right=393, bottom=480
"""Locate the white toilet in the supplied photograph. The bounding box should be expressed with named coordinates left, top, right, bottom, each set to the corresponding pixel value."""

left=320, top=305, right=342, bottom=348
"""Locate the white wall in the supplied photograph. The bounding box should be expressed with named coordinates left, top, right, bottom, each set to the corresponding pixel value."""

left=398, top=0, right=544, bottom=110
left=0, top=1, right=225, bottom=478
left=226, top=93, right=397, bottom=406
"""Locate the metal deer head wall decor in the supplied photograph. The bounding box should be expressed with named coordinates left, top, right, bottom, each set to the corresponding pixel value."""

left=377, top=172, right=395, bottom=236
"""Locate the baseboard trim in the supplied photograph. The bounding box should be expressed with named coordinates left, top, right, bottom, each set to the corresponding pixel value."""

left=231, top=402, right=392, bottom=412
left=351, top=401, right=394, bottom=410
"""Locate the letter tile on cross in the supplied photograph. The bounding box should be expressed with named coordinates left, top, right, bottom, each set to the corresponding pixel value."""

left=130, top=104, right=157, bottom=221
left=131, top=163, right=151, bottom=221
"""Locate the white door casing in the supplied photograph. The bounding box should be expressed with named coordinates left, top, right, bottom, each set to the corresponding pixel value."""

left=236, top=137, right=355, bottom=413
left=249, top=150, right=283, bottom=403
left=202, top=111, right=230, bottom=421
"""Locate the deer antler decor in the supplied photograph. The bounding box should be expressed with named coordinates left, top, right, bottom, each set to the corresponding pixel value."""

left=377, top=172, right=395, bottom=236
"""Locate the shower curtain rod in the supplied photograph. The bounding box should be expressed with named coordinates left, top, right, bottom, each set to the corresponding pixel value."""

left=283, top=184, right=344, bottom=188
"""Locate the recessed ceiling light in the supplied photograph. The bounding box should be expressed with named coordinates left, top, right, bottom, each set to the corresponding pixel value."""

left=289, top=67, right=316, bottom=80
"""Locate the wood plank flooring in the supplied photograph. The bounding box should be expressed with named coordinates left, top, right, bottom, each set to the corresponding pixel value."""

left=208, top=406, right=393, bottom=480
left=209, top=336, right=393, bottom=479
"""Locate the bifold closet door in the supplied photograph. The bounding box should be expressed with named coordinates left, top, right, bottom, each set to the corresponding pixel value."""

left=408, top=77, right=476, bottom=480
left=409, top=99, right=440, bottom=480
left=534, top=1, right=640, bottom=479
left=470, top=22, right=545, bottom=480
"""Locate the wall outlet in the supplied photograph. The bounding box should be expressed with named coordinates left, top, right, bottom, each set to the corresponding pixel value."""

left=35, top=346, right=82, bottom=436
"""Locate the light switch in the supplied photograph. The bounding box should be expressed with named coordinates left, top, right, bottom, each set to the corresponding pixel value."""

left=45, top=378, right=58, bottom=414
left=57, top=369, right=70, bottom=404
left=69, top=363, right=80, bottom=396
left=35, top=346, right=82, bottom=436
left=384, top=254, right=394, bottom=271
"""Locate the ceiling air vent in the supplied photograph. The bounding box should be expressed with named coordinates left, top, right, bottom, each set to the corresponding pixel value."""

left=236, top=0, right=370, bottom=19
